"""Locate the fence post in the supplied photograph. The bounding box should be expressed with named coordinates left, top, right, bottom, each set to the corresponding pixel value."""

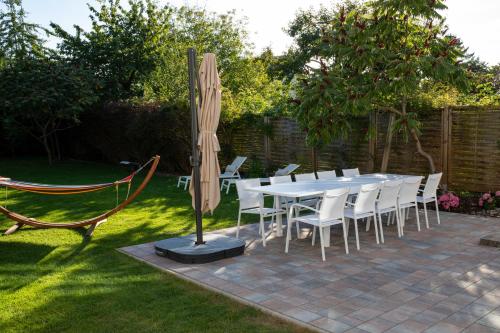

left=441, top=106, right=452, bottom=190
left=368, top=111, right=377, bottom=172
left=263, top=116, right=271, bottom=170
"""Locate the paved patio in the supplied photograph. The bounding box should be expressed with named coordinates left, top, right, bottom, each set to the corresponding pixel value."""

left=120, top=212, right=500, bottom=333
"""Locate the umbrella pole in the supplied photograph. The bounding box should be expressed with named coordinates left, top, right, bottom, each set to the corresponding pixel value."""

left=188, top=48, right=204, bottom=245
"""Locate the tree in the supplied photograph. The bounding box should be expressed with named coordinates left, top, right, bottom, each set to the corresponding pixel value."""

left=288, top=0, right=468, bottom=172
left=0, top=59, right=97, bottom=164
left=0, top=0, right=48, bottom=61
left=51, top=0, right=173, bottom=101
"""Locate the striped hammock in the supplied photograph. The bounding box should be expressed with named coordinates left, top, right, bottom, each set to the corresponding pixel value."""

left=0, top=174, right=134, bottom=195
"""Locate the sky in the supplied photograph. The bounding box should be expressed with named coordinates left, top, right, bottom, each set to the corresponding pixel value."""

left=21, top=0, right=500, bottom=65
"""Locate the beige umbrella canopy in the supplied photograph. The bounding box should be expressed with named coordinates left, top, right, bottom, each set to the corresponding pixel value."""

left=189, top=53, right=222, bottom=213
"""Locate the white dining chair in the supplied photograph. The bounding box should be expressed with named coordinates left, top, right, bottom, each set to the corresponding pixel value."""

left=269, top=175, right=294, bottom=232
left=317, top=170, right=337, bottom=180
left=294, top=173, right=316, bottom=182
left=417, top=173, right=442, bottom=228
left=368, top=180, right=403, bottom=242
left=236, top=179, right=285, bottom=246
left=344, top=183, right=380, bottom=249
left=398, top=176, right=423, bottom=235
left=286, top=188, right=350, bottom=261
left=342, top=168, right=360, bottom=177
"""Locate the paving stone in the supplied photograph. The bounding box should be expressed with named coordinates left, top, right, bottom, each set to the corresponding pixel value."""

left=478, top=312, right=500, bottom=330
left=311, top=317, right=352, bottom=333
left=357, top=317, right=397, bottom=333
left=119, top=212, right=500, bottom=333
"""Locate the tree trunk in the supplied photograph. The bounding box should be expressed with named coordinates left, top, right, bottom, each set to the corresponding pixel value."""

left=42, top=133, right=53, bottom=165
left=401, top=96, right=436, bottom=173
left=380, top=113, right=395, bottom=173
left=410, top=128, right=436, bottom=173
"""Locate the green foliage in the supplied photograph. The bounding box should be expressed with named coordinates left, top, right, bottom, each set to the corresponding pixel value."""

left=0, top=58, right=97, bottom=163
left=51, top=0, right=173, bottom=101
left=286, top=0, right=469, bottom=171
left=0, top=0, right=49, bottom=60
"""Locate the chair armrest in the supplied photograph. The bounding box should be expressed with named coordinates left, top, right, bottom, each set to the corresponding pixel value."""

left=290, top=203, right=319, bottom=213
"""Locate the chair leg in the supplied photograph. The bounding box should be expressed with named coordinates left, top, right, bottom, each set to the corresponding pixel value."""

left=177, top=177, right=181, bottom=188
left=398, top=207, right=404, bottom=237
left=415, top=204, right=421, bottom=231
left=372, top=213, right=379, bottom=244
left=236, top=210, right=242, bottom=238
left=260, top=214, right=266, bottom=247
left=226, top=181, right=231, bottom=194
left=354, top=218, right=360, bottom=250
left=319, top=226, right=326, bottom=261
left=342, top=219, right=349, bottom=254
left=295, top=207, right=300, bottom=239
left=378, top=212, right=385, bottom=243
left=387, top=212, right=391, bottom=226
left=312, top=226, right=316, bottom=246
left=395, top=208, right=402, bottom=237
left=435, top=198, right=441, bottom=224
left=285, top=217, right=293, bottom=253
left=366, top=216, right=371, bottom=232
left=423, top=201, right=430, bottom=229
left=184, top=178, right=189, bottom=190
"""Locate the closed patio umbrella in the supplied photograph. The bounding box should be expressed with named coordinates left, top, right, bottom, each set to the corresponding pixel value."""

left=189, top=53, right=222, bottom=214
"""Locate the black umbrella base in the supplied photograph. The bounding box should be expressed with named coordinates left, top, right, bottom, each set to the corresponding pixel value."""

left=154, top=234, right=245, bottom=264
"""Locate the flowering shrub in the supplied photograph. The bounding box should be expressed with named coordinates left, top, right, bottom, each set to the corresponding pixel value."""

left=479, top=191, right=500, bottom=210
left=438, top=192, right=460, bottom=210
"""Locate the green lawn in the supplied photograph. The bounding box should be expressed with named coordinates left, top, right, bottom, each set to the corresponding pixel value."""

left=0, top=158, right=310, bottom=333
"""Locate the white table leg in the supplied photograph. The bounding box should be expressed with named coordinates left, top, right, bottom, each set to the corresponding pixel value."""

left=274, top=195, right=283, bottom=236
left=322, top=226, right=331, bottom=247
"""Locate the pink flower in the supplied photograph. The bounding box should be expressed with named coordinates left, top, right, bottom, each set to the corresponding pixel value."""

left=488, top=198, right=494, bottom=204
left=496, top=191, right=500, bottom=197
left=479, top=199, right=484, bottom=207
left=482, top=193, right=491, bottom=200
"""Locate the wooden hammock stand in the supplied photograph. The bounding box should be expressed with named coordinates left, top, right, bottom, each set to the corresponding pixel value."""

left=1, top=155, right=160, bottom=237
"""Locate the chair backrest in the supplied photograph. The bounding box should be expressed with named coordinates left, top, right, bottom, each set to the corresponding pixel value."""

left=295, top=173, right=316, bottom=182
left=398, top=176, right=423, bottom=205
left=354, top=183, right=380, bottom=214
left=317, top=170, right=337, bottom=180
left=377, top=180, right=402, bottom=210
left=224, top=156, right=247, bottom=175
left=342, top=168, right=360, bottom=177
left=319, top=188, right=350, bottom=221
left=270, top=175, right=292, bottom=184
left=422, top=173, right=442, bottom=199
left=235, top=179, right=262, bottom=210
left=275, top=164, right=300, bottom=176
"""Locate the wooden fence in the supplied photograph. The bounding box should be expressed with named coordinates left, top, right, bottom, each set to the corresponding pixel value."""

left=225, top=106, right=500, bottom=192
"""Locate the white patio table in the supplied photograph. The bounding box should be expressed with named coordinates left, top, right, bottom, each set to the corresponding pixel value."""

left=248, top=173, right=421, bottom=247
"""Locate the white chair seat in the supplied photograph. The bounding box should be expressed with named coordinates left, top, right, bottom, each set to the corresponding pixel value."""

left=241, top=207, right=285, bottom=215
left=294, top=214, right=343, bottom=227
left=343, top=207, right=374, bottom=219
left=416, top=195, right=434, bottom=203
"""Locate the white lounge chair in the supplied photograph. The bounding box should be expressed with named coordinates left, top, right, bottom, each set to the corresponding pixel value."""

left=177, top=156, right=247, bottom=192
left=342, top=168, right=360, bottom=177
left=220, top=156, right=248, bottom=194
left=235, top=179, right=285, bottom=246
left=287, top=188, right=350, bottom=261
left=416, top=173, right=442, bottom=228
left=275, top=164, right=300, bottom=176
